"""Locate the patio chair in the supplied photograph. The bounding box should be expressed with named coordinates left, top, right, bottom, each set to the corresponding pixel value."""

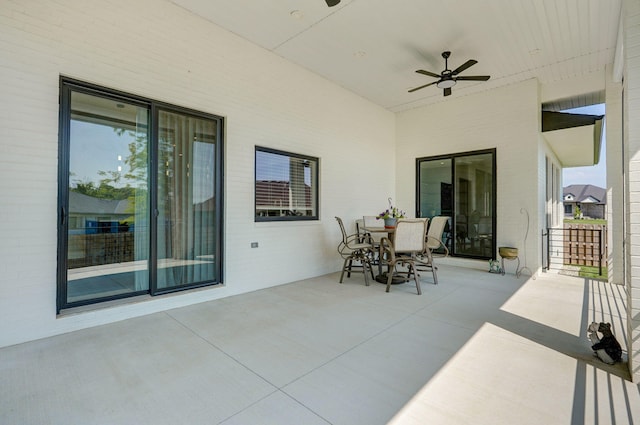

left=355, top=218, right=367, bottom=243
left=378, top=219, right=427, bottom=294
left=362, top=215, right=384, bottom=264
left=416, top=216, right=450, bottom=285
left=335, top=217, right=375, bottom=286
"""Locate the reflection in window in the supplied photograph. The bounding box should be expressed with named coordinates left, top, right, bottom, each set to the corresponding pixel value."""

left=255, top=147, right=319, bottom=221
left=66, top=91, right=150, bottom=303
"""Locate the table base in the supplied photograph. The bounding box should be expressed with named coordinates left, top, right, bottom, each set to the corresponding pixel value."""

left=375, top=272, right=410, bottom=285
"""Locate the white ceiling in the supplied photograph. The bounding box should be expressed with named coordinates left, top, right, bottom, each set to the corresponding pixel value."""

left=169, top=0, right=622, bottom=113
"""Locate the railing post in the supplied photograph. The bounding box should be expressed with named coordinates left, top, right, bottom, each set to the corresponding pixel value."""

left=598, top=228, right=602, bottom=276
left=544, top=229, right=550, bottom=271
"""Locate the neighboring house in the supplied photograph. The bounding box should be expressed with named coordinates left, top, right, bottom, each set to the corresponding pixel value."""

left=68, top=191, right=131, bottom=234
left=563, top=184, right=607, bottom=219
left=255, top=180, right=312, bottom=217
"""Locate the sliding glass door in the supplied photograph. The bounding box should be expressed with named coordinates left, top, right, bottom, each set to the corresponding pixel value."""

left=64, top=91, right=150, bottom=304
left=416, top=149, right=496, bottom=259
left=453, top=152, right=495, bottom=257
left=156, top=110, right=218, bottom=291
left=58, top=79, right=223, bottom=311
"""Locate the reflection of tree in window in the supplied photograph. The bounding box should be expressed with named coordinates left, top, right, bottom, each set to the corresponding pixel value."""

left=69, top=115, right=148, bottom=226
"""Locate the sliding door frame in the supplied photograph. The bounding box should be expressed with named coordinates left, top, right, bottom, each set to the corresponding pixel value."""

left=415, top=148, right=496, bottom=260
left=57, top=77, right=224, bottom=312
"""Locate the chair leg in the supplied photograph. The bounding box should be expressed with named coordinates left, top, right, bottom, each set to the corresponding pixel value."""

left=346, top=259, right=353, bottom=278
left=356, top=251, right=368, bottom=286
left=369, top=258, right=375, bottom=280
left=339, top=258, right=350, bottom=283
left=341, top=252, right=374, bottom=286
left=425, top=250, right=438, bottom=285
left=385, top=263, right=394, bottom=292
left=362, top=257, right=370, bottom=286
left=410, top=262, right=422, bottom=295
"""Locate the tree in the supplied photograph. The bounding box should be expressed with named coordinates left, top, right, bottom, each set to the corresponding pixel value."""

left=574, top=205, right=582, bottom=219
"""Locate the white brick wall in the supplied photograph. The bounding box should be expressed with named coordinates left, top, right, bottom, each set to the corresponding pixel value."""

left=0, top=0, right=396, bottom=347
left=395, top=79, right=542, bottom=273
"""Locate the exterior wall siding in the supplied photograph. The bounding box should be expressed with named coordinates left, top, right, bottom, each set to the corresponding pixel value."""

left=0, top=0, right=396, bottom=347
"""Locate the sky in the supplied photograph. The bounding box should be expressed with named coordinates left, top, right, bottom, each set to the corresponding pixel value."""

left=561, top=103, right=606, bottom=188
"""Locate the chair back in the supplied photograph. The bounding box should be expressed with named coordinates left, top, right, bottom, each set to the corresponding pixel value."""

left=335, top=216, right=348, bottom=244
left=355, top=219, right=365, bottom=241
left=363, top=215, right=380, bottom=228
left=393, top=219, right=427, bottom=253
left=363, top=215, right=383, bottom=243
left=427, top=216, right=449, bottom=250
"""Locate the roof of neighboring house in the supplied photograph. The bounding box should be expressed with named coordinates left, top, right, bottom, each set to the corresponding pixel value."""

left=69, top=191, right=130, bottom=215
left=255, top=181, right=311, bottom=206
left=563, top=184, right=606, bottom=205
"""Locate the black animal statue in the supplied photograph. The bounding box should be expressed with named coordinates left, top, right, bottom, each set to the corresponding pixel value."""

left=587, top=322, right=622, bottom=364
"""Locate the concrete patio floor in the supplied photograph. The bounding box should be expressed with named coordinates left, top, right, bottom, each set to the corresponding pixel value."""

left=1, top=265, right=638, bottom=424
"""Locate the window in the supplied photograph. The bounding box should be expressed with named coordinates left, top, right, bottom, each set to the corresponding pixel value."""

left=255, top=147, right=319, bottom=221
left=416, top=149, right=496, bottom=259
left=564, top=204, right=572, bottom=214
left=57, top=78, right=224, bottom=312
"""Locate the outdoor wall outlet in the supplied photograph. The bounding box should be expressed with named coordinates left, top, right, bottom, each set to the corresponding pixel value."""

left=251, top=242, right=259, bottom=248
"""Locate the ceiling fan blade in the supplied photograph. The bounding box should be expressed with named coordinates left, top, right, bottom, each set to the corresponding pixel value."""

left=408, top=81, right=438, bottom=93
left=455, top=75, right=491, bottom=81
left=416, top=69, right=441, bottom=79
left=451, top=59, right=477, bottom=75
left=444, top=87, right=452, bottom=97
left=325, top=0, right=340, bottom=6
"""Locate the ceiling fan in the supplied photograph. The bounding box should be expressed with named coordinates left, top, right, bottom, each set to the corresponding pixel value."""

left=325, top=0, right=340, bottom=6
left=408, top=51, right=490, bottom=96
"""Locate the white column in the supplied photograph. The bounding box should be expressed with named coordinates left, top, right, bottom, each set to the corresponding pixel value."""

left=606, top=63, right=623, bottom=286
left=623, top=0, right=640, bottom=382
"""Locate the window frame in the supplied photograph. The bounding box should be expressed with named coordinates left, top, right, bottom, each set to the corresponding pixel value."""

left=254, top=146, right=319, bottom=222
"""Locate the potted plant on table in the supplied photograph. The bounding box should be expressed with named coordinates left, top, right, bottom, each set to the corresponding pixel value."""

left=377, top=198, right=405, bottom=228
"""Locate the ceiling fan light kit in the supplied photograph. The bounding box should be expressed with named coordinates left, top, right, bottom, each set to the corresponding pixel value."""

left=409, top=51, right=490, bottom=97
left=325, top=0, right=340, bottom=6
left=436, top=79, right=455, bottom=89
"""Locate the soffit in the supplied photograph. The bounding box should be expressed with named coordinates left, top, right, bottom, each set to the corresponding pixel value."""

left=543, top=113, right=604, bottom=167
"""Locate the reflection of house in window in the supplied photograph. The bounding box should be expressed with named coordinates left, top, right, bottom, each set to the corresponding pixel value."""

left=67, top=191, right=134, bottom=269
left=255, top=147, right=318, bottom=221
left=255, top=180, right=312, bottom=217
left=68, top=191, right=131, bottom=235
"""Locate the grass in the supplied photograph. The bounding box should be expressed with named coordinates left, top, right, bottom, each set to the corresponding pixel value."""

left=564, top=218, right=607, bottom=225
left=576, top=265, right=608, bottom=280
